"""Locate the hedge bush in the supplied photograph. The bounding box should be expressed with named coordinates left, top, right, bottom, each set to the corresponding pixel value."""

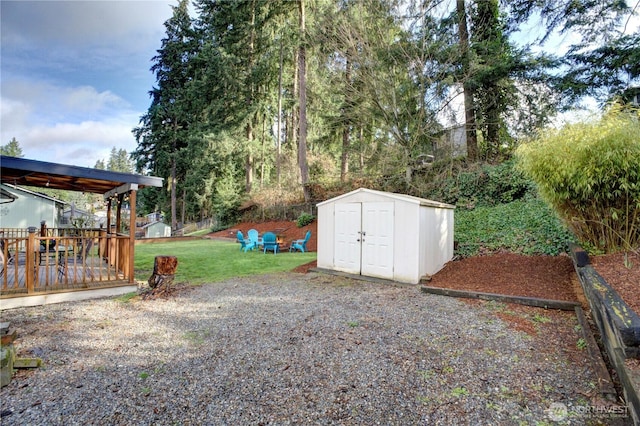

left=296, top=212, right=315, bottom=228
left=454, top=197, right=575, bottom=257
left=516, top=105, right=640, bottom=253
left=419, top=159, right=535, bottom=208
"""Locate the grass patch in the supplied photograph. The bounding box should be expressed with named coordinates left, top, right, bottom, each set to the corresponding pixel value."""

left=135, top=239, right=316, bottom=284
left=115, top=292, right=138, bottom=303
left=184, top=228, right=214, bottom=237
left=532, top=313, right=551, bottom=324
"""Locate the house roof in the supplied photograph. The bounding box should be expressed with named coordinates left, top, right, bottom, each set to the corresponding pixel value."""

left=316, top=187, right=455, bottom=209
left=0, top=187, right=17, bottom=204
left=1, top=184, right=66, bottom=205
left=142, top=221, right=169, bottom=229
left=1, top=156, right=163, bottom=194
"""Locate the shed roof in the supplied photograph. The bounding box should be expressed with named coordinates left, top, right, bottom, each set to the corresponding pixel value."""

left=1, top=156, right=163, bottom=195
left=316, top=188, right=455, bottom=209
left=142, top=221, right=170, bottom=229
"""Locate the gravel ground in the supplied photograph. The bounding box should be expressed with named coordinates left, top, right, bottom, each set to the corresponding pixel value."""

left=1, top=272, right=608, bottom=425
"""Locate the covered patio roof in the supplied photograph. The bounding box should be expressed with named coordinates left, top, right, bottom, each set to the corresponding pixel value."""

left=0, top=155, right=163, bottom=194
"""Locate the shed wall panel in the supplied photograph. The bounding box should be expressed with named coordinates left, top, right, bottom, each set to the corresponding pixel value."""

left=316, top=203, right=334, bottom=269
left=392, top=202, right=421, bottom=283
left=361, top=202, right=394, bottom=279
left=334, top=203, right=362, bottom=274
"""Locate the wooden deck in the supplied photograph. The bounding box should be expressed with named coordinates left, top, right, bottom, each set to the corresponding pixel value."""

left=1, top=229, right=137, bottom=309
left=1, top=253, right=127, bottom=296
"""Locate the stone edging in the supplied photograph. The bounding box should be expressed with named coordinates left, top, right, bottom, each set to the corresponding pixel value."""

left=568, top=242, right=640, bottom=425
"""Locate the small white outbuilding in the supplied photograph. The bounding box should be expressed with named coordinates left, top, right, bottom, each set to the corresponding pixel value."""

left=316, top=188, right=455, bottom=284
left=143, top=221, right=172, bottom=238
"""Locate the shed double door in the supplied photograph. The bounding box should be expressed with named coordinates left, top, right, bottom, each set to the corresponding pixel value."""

left=334, top=202, right=394, bottom=279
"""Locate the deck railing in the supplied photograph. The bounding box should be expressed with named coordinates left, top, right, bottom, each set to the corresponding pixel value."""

left=1, top=227, right=132, bottom=296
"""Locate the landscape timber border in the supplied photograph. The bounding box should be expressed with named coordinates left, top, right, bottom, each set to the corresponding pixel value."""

left=569, top=243, right=640, bottom=425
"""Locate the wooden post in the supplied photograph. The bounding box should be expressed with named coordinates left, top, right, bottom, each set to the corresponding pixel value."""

left=98, top=228, right=106, bottom=259
left=128, top=190, right=137, bottom=283
left=115, top=194, right=123, bottom=234
left=26, top=227, right=36, bottom=294
left=106, top=198, right=112, bottom=233
left=105, top=198, right=112, bottom=261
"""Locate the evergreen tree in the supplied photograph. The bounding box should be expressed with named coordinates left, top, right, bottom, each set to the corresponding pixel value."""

left=1, top=137, right=24, bottom=157
left=107, top=147, right=134, bottom=173
left=507, top=0, right=639, bottom=104
left=133, top=0, right=196, bottom=230
left=468, top=0, right=516, bottom=159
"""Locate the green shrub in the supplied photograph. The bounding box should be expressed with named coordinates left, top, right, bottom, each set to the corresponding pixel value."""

left=420, top=160, right=535, bottom=207
left=517, top=105, right=640, bottom=253
left=454, top=197, right=575, bottom=257
left=296, top=212, right=315, bottom=228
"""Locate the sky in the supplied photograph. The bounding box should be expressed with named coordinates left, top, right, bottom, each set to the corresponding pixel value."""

left=1, top=0, right=177, bottom=167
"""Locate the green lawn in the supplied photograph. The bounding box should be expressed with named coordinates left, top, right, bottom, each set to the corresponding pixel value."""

left=135, top=239, right=316, bottom=284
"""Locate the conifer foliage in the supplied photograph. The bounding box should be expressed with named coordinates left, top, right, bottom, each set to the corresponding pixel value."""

left=133, top=0, right=639, bottom=226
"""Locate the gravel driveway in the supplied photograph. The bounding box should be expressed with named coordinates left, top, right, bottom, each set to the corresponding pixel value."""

left=1, top=272, right=602, bottom=425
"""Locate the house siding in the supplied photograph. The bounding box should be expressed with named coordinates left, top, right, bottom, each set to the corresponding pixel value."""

left=0, top=184, right=63, bottom=229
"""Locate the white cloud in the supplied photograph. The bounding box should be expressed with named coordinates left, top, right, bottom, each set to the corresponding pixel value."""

left=0, top=97, right=32, bottom=131
left=2, top=78, right=133, bottom=122
left=0, top=1, right=176, bottom=167
left=1, top=1, right=173, bottom=49
left=1, top=1, right=176, bottom=105
left=63, top=86, right=128, bottom=113
left=1, top=79, right=141, bottom=166
left=17, top=117, right=139, bottom=168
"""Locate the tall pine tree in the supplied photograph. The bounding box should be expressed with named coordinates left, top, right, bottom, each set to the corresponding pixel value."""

left=133, top=0, right=195, bottom=230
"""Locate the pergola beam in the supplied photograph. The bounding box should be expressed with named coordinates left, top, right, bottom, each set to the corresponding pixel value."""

left=104, top=183, right=139, bottom=200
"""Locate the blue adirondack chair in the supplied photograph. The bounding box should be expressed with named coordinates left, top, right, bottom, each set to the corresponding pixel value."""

left=237, top=231, right=256, bottom=252
left=247, top=229, right=262, bottom=248
left=289, top=230, right=311, bottom=252
left=262, top=232, right=279, bottom=254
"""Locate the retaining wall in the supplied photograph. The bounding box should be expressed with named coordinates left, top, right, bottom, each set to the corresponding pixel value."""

left=569, top=243, right=640, bottom=425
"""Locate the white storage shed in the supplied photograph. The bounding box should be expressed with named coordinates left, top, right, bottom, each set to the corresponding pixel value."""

left=316, top=188, right=455, bottom=284
left=143, top=221, right=172, bottom=238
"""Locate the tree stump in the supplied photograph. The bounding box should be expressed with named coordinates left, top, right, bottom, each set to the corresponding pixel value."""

left=148, top=256, right=178, bottom=289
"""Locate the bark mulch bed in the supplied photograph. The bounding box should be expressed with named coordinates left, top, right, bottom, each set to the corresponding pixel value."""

left=591, top=251, right=640, bottom=314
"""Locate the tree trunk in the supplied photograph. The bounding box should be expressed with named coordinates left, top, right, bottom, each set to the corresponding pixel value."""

left=276, top=38, right=284, bottom=187
left=298, top=0, right=311, bottom=201
left=148, top=255, right=178, bottom=289
left=170, top=152, right=177, bottom=233
left=245, top=1, right=256, bottom=193
left=359, top=126, right=365, bottom=171
left=260, top=116, right=266, bottom=186
left=246, top=123, right=253, bottom=193
left=181, top=186, right=186, bottom=226
left=340, top=56, right=351, bottom=183
left=457, top=0, right=478, bottom=161
left=486, top=105, right=500, bottom=160
left=291, top=48, right=299, bottom=161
